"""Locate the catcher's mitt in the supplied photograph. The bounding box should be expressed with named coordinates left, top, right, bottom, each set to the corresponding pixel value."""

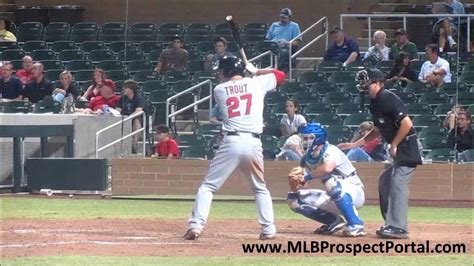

left=288, top=166, right=306, bottom=192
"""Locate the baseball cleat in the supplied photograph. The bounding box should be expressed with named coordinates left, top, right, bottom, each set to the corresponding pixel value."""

left=376, top=225, right=409, bottom=239
left=342, top=224, right=366, bottom=237
left=183, top=228, right=202, bottom=240
left=314, top=216, right=346, bottom=235
left=259, top=232, right=276, bottom=240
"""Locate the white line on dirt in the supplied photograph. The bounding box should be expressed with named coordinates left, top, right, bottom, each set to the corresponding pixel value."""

left=0, top=241, right=199, bottom=248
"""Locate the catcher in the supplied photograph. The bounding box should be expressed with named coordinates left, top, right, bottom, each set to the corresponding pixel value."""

left=287, top=123, right=366, bottom=237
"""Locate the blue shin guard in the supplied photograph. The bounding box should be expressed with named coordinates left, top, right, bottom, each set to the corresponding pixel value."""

left=327, top=181, right=364, bottom=226
left=287, top=193, right=339, bottom=225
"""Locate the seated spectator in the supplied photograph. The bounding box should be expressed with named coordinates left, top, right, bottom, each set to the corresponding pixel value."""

left=280, top=98, right=307, bottom=137
left=154, top=35, right=189, bottom=74
left=385, top=51, right=418, bottom=87
left=204, top=37, right=233, bottom=72
left=81, top=69, right=106, bottom=101
left=324, top=26, right=360, bottom=67
left=442, top=104, right=464, bottom=131
left=153, top=125, right=180, bottom=159
left=447, top=110, right=473, bottom=161
left=0, top=17, right=16, bottom=42
left=337, top=121, right=388, bottom=162
left=266, top=8, right=302, bottom=73
left=85, top=79, right=120, bottom=114
left=432, top=0, right=465, bottom=52
left=275, top=134, right=304, bottom=161
left=15, top=56, right=34, bottom=87
left=23, top=63, right=54, bottom=104
left=116, top=79, right=146, bottom=153
left=418, top=44, right=451, bottom=88
left=53, top=70, right=80, bottom=103
left=389, top=29, right=419, bottom=60
left=0, top=62, right=22, bottom=100
left=362, top=30, right=390, bottom=65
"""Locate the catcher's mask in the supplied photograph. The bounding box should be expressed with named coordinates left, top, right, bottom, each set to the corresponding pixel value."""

left=298, top=123, right=326, bottom=152
left=355, top=68, right=385, bottom=92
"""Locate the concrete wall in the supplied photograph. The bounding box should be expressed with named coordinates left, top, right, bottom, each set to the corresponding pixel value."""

left=111, top=159, right=474, bottom=201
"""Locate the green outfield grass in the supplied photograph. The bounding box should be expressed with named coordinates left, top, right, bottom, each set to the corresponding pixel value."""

left=1, top=197, right=472, bottom=225
left=1, top=255, right=472, bottom=265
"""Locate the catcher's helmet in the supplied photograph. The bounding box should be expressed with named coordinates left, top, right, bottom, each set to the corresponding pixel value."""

left=214, top=55, right=245, bottom=78
left=355, top=68, right=384, bottom=91
left=299, top=123, right=327, bottom=150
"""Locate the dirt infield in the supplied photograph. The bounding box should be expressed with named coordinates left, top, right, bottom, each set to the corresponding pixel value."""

left=2, top=219, right=472, bottom=257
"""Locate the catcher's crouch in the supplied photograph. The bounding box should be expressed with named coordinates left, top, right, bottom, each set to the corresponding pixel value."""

left=287, top=123, right=366, bottom=237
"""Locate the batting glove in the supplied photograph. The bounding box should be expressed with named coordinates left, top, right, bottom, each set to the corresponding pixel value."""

left=245, top=63, right=258, bottom=75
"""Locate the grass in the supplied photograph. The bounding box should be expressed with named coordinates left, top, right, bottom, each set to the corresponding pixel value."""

left=1, top=255, right=472, bottom=265
left=1, top=197, right=472, bottom=225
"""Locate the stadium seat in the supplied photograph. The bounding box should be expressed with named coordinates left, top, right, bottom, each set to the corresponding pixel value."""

left=303, top=102, right=334, bottom=115
left=335, top=103, right=363, bottom=117
left=418, top=92, right=449, bottom=106
left=291, top=91, right=319, bottom=106
left=0, top=40, right=17, bottom=53
left=80, top=41, right=105, bottom=53
left=307, top=82, right=338, bottom=96
left=88, top=49, right=115, bottom=63
left=158, top=23, right=185, bottom=35
left=176, top=134, right=206, bottom=148
left=44, top=69, right=63, bottom=81
left=141, top=80, right=169, bottom=95
left=108, top=41, right=134, bottom=53
left=133, top=70, right=160, bottom=83
left=339, top=82, right=360, bottom=95
left=70, top=22, right=99, bottom=43
left=404, top=82, right=434, bottom=95
left=433, top=103, right=455, bottom=116
left=418, top=126, right=448, bottom=140
left=66, top=60, right=93, bottom=71
left=11, top=59, right=22, bottom=70
left=321, top=92, right=353, bottom=106
left=96, top=60, right=124, bottom=71
left=74, top=69, right=95, bottom=82
left=98, top=22, right=125, bottom=42
left=22, top=40, right=47, bottom=52
left=196, top=123, right=221, bottom=136
left=375, top=60, right=394, bottom=72
left=452, top=92, right=474, bottom=105
left=194, top=41, right=214, bottom=55
left=162, top=69, right=189, bottom=83
left=181, top=143, right=213, bottom=160
left=425, top=148, right=457, bottom=162
left=345, top=61, right=365, bottom=72
left=437, top=82, right=467, bottom=96
left=243, top=22, right=268, bottom=35
left=467, top=104, right=474, bottom=114
left=459, top=71, right=474, bottom=85
left=32, top=99, right=61, bottom=113
left=31, top=49, right=56, bottom=61
left=126, top=60, right=152, bottom=73
left=394, top=91, right=417, bottom=104
left=185, top=59, right=204, bottom=73
left=43, top=22, right=70, bottom=42
left=261, top=134, right=279, bottom=149
left=420, top=136, right=448, bottom=150
left=240, top=34, right=265, bottom=44
left=186, top=23, right=212, bottom=35
left=156, top=33, right=176, bottom=43
left=137, top=41, right=162, bottom=53
left=16, top=22, right=43, bottom=42
left=412, top=115, right=441, bottom=129
left=192, top=70, right=217, bottom=84
left=264, top=91, right=287, bottom=106
left=342, top=114, right=373, bottom=129
left=297, top=71, right=326, bottom=85
left=149, top=89, right=174, bottom=104
left=0, top=101, right=31, bottom=113
left=315, top=60, right=343, bottom=73
left=40, top=59, right=62, bottom=70
left=278, top=81, right=307, bottom=95
left=50, top=40, right=76, bottom=53
left=406, top=103, right=432, bottom=116
left=183, top=34, right=210, bottom=44
left=146, top=49, right=163, bottom=64
left=309, top=113, right=342, bottom=126
left=117, top=49, right=145, bottom=61
left=328, top=71, right=356, bottom=84
left=106, top=70, right=129, bottom=81
left=252, top=41, right=279, bottom=55
left=1, top=49, right=25, bottom=61
left=170, top=80, right=194, bottom=93
left=326, top=125, right=353, bottom=140
left=270, top=102, right=287, bottom=116
left=74, top=100, right=89, bottom=109
left=58, top=49, right=85, bottom=62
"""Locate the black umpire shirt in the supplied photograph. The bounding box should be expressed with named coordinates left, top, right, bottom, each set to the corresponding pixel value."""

left=447, top=128, right=473, bottom=152
left=117, top=93, right=146, bottom=116
left=23, top=77, right=54, bottom=103
left=369, top=88, right=421, bottom=166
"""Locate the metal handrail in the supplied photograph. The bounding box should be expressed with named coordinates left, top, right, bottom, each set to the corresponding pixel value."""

left=95, top=111, right=146, bottom=158
left=289, top=16, right=329, bottom=80
left=340, top=13, right=473, bottom=51
left=249, top=50, right=276, bottom=68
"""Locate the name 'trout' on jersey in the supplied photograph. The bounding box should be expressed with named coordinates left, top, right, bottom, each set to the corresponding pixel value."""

left=214, top=73, right=277, bottom=134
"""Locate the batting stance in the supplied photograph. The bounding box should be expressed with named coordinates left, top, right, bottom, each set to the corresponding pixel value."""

left=287, top=123, right=366, bottom=237
left=184, top=56, right=286, bottom=241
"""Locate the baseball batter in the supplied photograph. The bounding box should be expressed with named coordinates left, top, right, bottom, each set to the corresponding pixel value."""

left=184, top=55, right=285, bottom=241
left=287, top=123, right=366, bottom=237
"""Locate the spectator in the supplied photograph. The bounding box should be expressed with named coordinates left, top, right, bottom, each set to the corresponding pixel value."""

left=0, top=62, right=22, bottom=100
left=81, top=69, right=106, bottom=101
left=23, top=63, right=53, bottom=104
left=337, top=121, right=388, bottom=162
left=204, top=37, right=233, bottom=72
left=52, top=70, right=80, bottom=103
left=442, top=104, right=464, bottom=131
left=385, top=51, right=418, bottom=87
left=154, top=35, right=189, bottom=74
left=432, top=0, right=465, bottom=52
left=85, top=79, right=120, bottom=114
left=280, top=98, right=307, bottom=136
left=324, top=26, right=360, bottom=67
left=210, top=105, right=224, bottom=124
left=389, top=29, right=419, bottom=60
left=15, top=56, right=34, bottom=87
left=0, top=17, right=16, bottom=42
left=363, top=30, right=390, bottom=65
left=418, top=44, right=451, bottom=88
left=153, top=125, right=180, bottom=159
left=447, top=110, right=473, bottom=154
left=116, top=79, right=146, bottom=153
left=275, top=134, right=304, bottom=161
left=266, top=8, right=302, bottom=72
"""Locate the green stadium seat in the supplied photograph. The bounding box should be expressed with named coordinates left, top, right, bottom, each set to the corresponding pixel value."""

left=11, top=59, right=22, bottom=70
left=94, top=60, right=122, bottom=71
left=412, top=115, right=441, bottom=129
left=339, top=82, right=360, bottom=95
left=105, top=70, right=129, bottom=81
left=137, top=41, right=162, bottom=53
left=133, top=70, right=160, bottom=83
left=433, top=103, right=455, bottom=116
left=243, top=22, right=268, bottom=35
left=404, top=82, right=434, bottom=95
left=240, top=34, right=265, bottom=44
left=22, top=40, right=47, bottom=52
left=40, top=59, right=62, bottom=70
left=50, top=40, right=76, bottom=53
left=181, top=143, right=213, bottom=160
left=80, top=41, right=105, bottom=53
left=194, top=41, right=214, bottom=55
left=420, top=136, right=448, bottom=150
left=43, top=22, right=70, bottom=42
left=58, top=49, right=85, bottom=62
left=70, top=22, right=99, bottom=43
left=278, top=81, right=307, bottom=95
left=16, top=22, right=43, bottom=42
left=309, top=113, right=342, bottom=126
left=1, top=49, right=25, bottom=61
left=183, top=34, right=210, bottom=44
left=74, top=100, right=89, bottom=109
left=0, top=101, right=31, bottom=113
left=252, top=41, right=279, bottom=55
left=98, top=22, right=125, bottom=42
left=394, top=92, right=417, bottom=104
left=316, top=60, right=342, bottom=73
left=73, top=69, right=95, bottom=82
left=345, top=61, right=365, bottom=72
left=141, top=80, right=168, bottom=95
left=326, top=125, right=353, bottom=140
left=307, top=82, right=338, bottom=96
left=291, top=91, right=319, bottom=106
left=31, top=49, right=56, bottom=61
left=342, top=114, right=373, bottom=129
left=270, top=102, right=287, bottom=116
left=406, top=103, right=432, bottom=116
left=158, top=23, right=185, bottom=35
left=264, top=91, right=287, bottom=105
left=117, top=49, right=145, bottom=61
left=298, top=71, right=326, bottom=85
left=66, top=60, right=93, bottom=71
left=44, top=69, right=63, bottom=81
left=32, top=99, right=61, bottom=113
left=437, top=82, right=467, bottom=96
left=335, top=103, right=363, bottom=117
left=149, top=89, right=174, bottom=104
left=303, top=102, right=333, bottom=115
left=328, top=71, right=356, bottom=84
left=126, top=60, right=152, bottom=73
left=375, top=60, right=394, bottom=72
left=0, top=40, right=17, bottom=53
left=321, top=91, right=353, bottom=106
left=425, top=148, right=457, bottom=162
left=88, top=49, right=115, bottom=63
left=146, top=49, right=163, bottom=64
left=459, top=71, right=474, bottom=85
left=451, top=92, right=474, bottom=105
left=418, top=92, right=449, bottom=106
left=196, top=123, right=222, bottom=136
left=418, top=126, right=448, bottom=140
left=185, top=59, right=204, bottom=73
left=170, top=80, right=194, bottom=93
left=162, top=69, right=189, bottom=83
left=192, top=70, right=217, bottom=84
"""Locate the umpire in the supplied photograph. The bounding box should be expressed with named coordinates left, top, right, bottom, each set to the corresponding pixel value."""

left=356, top=68, right=422, bottom=239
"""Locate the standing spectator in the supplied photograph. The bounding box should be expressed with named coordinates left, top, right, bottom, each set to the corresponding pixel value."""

left=15, top=56, right=34, bottom=87
left=337, top=121, right=387, bottom=162
left=442, top=104, right=464, bottom=131
left=266, top=8, right=302, bottom=72
left=85, top=79, right=120, bottom=114
left=154, top=35, right=189, bottom=74
left=23, top=63, right=54, bottom=104
left=204, top=37, right=232, bottom=72
left=447, top=110, right=473, bottom=154
left=357, top=68, right=422, bottom=239
left=153, top=125, right=180, bottom=159
left=53, top=70, right=80, bottom=103
left=362, top=30, right=390, bottom=65
left=385, top=51, right=418, bottom=87
left=81, top=69, right=106, bottom=101
left=116, top=79, right=146, bottom=153
left=0, top=62, right=22, bottom=100
left=432, top=0, right=465, bottom=52
left=280, top=98, right=307, bottom=136
left=0, top=17, right=16, bottom=42
left=418, top=44, right=451, bottom=88
left=389, top=29, right=419, bottom=60
left=324, top=26, right=360, bottom=67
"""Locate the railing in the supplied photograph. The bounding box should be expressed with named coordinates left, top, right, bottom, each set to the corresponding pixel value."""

left=289, top=16, right=329, bottom=81
left=340, top=13, right=474, bottom=51
left=95, top=111, right=146, bottom=158
left=249, top=50, right=277, bottom=69
left=166, top=80, right=213, bottom=128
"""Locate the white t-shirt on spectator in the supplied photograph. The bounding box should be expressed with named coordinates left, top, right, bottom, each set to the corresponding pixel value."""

left=418, top=57, right=451, bottom=83
left=280, top=114, right=307, bottom=136
left=363, top=45, right=390, bottom=62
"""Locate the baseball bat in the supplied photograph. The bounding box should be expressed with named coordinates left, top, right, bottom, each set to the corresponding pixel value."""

left=225, top=15, right=248, bottom=64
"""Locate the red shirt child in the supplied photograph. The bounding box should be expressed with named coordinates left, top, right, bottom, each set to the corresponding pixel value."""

left=154, top=125, right=180, bottom=159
